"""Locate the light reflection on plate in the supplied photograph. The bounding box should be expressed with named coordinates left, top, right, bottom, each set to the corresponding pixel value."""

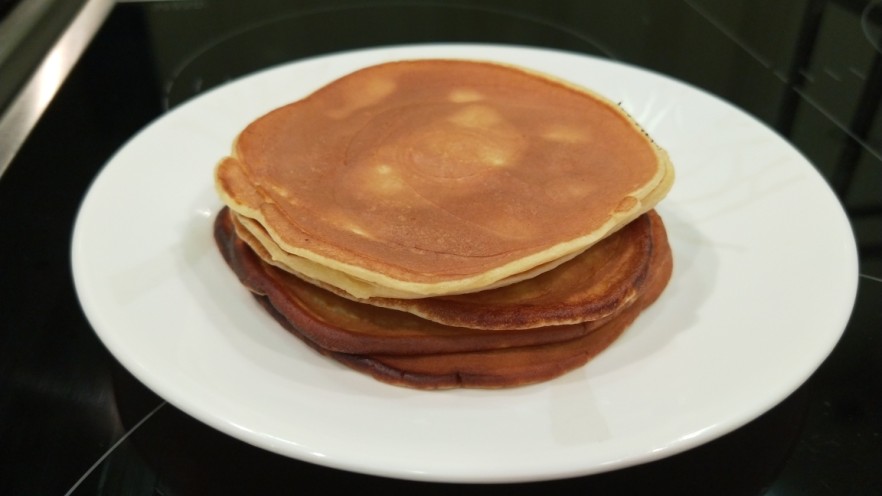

left=71, top=44, right=857, bottom=483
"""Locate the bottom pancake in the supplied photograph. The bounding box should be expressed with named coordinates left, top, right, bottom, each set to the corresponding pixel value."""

left=252, top=216, right=672, bottom=389
left=214, top=208, right=673, bottom=389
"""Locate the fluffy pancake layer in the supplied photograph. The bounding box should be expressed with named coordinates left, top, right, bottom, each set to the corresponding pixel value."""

left=216, top=59, right=674, bottom=298
left=215, top=207, right=673, bottom=389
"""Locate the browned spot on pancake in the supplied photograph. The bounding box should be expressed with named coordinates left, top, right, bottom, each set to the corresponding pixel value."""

left=447, top=88, right=485, bottom=103
left=542, top=124, right=591, bottom=143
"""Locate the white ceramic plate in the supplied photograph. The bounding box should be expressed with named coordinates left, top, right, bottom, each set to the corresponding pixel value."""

left=71, top=44, right=858, bottom=483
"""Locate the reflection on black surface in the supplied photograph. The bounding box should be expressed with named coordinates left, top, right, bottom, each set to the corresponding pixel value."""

left=864, top=1, right=882, bottom=52
left=161, top=3, right=615, bottom=110
left=0, top=6, right=164, bottom=495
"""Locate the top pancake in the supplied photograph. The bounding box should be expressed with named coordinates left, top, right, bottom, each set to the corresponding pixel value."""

left=216, top=59, right=674, bottom=297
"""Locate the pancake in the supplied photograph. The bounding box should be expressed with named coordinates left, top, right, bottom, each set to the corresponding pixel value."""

left=246, top=208, right=673, bottom=389
left=230, top=209, right=657, bottom=330
left=231, top=211, right=589, bottom=300
left=215, top=207, right=629, bottom=355
left=215, top=59, right=674, bottom=298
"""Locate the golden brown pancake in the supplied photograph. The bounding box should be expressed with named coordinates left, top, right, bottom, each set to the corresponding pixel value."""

left=231, top=210, right=602, bottom=300
left=244, top=209, right=673, bottom=389
left=230, top=209, right=656, bottom=330
left=215, top=59, right=674, bottom=298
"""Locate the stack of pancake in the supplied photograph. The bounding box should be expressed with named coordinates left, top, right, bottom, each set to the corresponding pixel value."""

left=213, top=59, right=674, bottom=389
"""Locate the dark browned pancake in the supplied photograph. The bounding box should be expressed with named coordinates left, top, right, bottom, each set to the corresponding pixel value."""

left=216, top=208, right=614, bottom=354
left=214, top=207, right=672, bottom=388
left=251, top=210, right=673, bottom=389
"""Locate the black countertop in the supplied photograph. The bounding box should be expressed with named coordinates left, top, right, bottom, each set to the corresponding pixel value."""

left=1, top=1, right=880, bottom=494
